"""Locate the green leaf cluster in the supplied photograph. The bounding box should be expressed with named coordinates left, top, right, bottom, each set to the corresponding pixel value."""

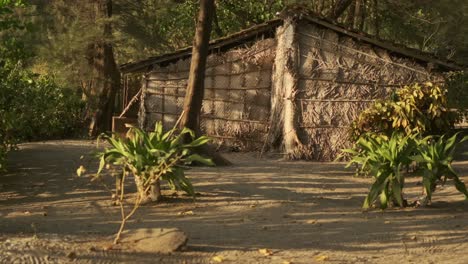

left=97, top=122, right=214, bottom=198
left=343, top=133, right=417, bottom=209
left=343, top=131, right=468, bottom=209
left=413, top=133, right=468, bottom=202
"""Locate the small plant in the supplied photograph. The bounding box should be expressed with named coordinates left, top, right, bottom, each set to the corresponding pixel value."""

left=342, top=132, right=468, bottom=210
left=80, top=122, right=214, bottom=243
left=342, top=133, right=417, bottom=209
left=412, top=133, right=468, bottom=205
left=97, top=122, right=213, bottom=202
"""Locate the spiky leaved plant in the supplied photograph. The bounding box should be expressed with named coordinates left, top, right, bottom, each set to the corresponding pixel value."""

left=412, top=133, right=468, bottom=205
left=97, top=122, right=214, bottom=203
left=342, top=133, right=417, bottom=209
left=87, top=122, right=214, bottom=243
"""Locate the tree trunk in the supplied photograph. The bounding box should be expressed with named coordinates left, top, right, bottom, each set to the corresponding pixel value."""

left=179, top=0, right=214, bottom=132
left=212, top=2, right=223, bottom=38
left=329, top=0, right=354, bottom=20
left=267, top=19, right=310, bottom=159
left=179, top=0, right=231, bottom=166
left=87, top=0, right=121, bottom=137
left=134, top=175, right=161, bottom=204
left=353, top=0, right=362, bottom=29
left=373, top=0, right=380, bottom=38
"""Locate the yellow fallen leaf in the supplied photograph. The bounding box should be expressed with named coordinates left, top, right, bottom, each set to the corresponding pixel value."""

left=212, top=255, right=224, bottom=262
left=76, top=165, right=86, bottom=177
left=282, top=261, right=293, bottom=264
left=178, top=210, right=194, bottom=216
left=258, top=248, right=273, bottom=256
left=316, top=255, right=329, bottom=261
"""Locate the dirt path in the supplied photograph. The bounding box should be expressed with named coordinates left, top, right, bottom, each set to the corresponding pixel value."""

left=1, top=140, right=467, bottom=263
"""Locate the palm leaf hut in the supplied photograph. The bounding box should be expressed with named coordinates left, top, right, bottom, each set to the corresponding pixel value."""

left=119, top=12, right=461, bottom=161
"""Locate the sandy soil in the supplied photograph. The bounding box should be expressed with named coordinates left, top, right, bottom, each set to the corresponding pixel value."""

left=0, top=140, right=467, bottom=264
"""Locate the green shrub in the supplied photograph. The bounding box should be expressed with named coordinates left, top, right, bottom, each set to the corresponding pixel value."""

left=412, top=133, right=468, bottom=204
left=95, top=122, right=214, bottom=202
left=350, top=82, right=458, bottom=140
left=0, top=70, right=85, bottom=171
left=0, top=1, right=84, bottom=171
left=342, top=133, right=417, bottom=209
left=343, top=132, right=468, bottom=209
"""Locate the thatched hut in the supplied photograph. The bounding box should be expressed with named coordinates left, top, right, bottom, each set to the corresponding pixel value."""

left=119, top=13, right=461, bottom=161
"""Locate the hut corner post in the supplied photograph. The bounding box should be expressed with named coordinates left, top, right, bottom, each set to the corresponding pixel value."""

left=267, top=18, right=308, bottom=159
left=138, top=73, right=149, bottom=130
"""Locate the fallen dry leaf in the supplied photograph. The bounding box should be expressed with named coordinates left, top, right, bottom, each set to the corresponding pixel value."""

left=178, top=210, right=194, bottom=216
left=103, top=245, right=113, bottom=251
left=76, top=166, right=86, bottom=177
left=258, top=248, right=273, bottom=256
left=316, top=255, right=329, bottom=261
left=282, top=261, right=293, bottom=264
left=212, top=255, right=224, bottom=262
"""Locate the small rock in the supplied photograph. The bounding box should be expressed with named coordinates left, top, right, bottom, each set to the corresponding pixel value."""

left=66, top=252, right=77, bottom=259
left=121, top=228, right=188, bottom=253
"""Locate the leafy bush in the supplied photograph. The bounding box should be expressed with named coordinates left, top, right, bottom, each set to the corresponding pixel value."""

left=446, top=71, right=468, bottom=115
left=1, top=70, right=85, bottom=140
left=95, top=122, right=214, bottom=202
left=412, top=133, right=468, bottom=205
left=80, top=122, right=214, bottom=243
left=350, top=82, right=458, bottom=140
left=342, top=133, right=417, bottom=209
left=0, top=1, right=84, bottom=171
left=343, top=132, right=468, bottom=209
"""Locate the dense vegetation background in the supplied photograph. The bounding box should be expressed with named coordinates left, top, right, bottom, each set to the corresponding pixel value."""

left=0, top=0, right=467, bottom=170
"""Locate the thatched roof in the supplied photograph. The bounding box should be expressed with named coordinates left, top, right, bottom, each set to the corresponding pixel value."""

left=120, top=14, right=463, bottom=74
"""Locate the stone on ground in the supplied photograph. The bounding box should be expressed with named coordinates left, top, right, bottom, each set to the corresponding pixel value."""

left=121, top=228, right=188, bottom=253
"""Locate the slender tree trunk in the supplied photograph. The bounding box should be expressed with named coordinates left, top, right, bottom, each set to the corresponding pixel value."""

left=212, top=1, right=223, bottom=38
left=179, top=0, right=231, bottom=165
left=329, top=0, right=354, bottom=20
left=87, top=0, right=121, bottom=137
left=345, top=0, right=356, bottom=27
left=179, top=0, right=214, bottom=131
left=373, top=0, right=379, bottom=38
left=353, top=0, right=362, bottom=29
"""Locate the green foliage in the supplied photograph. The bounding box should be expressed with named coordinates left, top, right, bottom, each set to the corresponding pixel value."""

left=351, top=83, right=458, bottom=140
left=343, top=133, right=417, bottom=209
left=0, top=0, right=84, bottom=172
left=412, top=133, right=468, bottom=203
left=446, top=71, right=468, bottom=114
left=343, top=132, right=468, bottom=209
left=96, top=122, right=214, bottom=198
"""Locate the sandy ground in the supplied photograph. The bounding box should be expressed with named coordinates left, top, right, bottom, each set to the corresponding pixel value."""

left=0, top=140, right=467, bottom=264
